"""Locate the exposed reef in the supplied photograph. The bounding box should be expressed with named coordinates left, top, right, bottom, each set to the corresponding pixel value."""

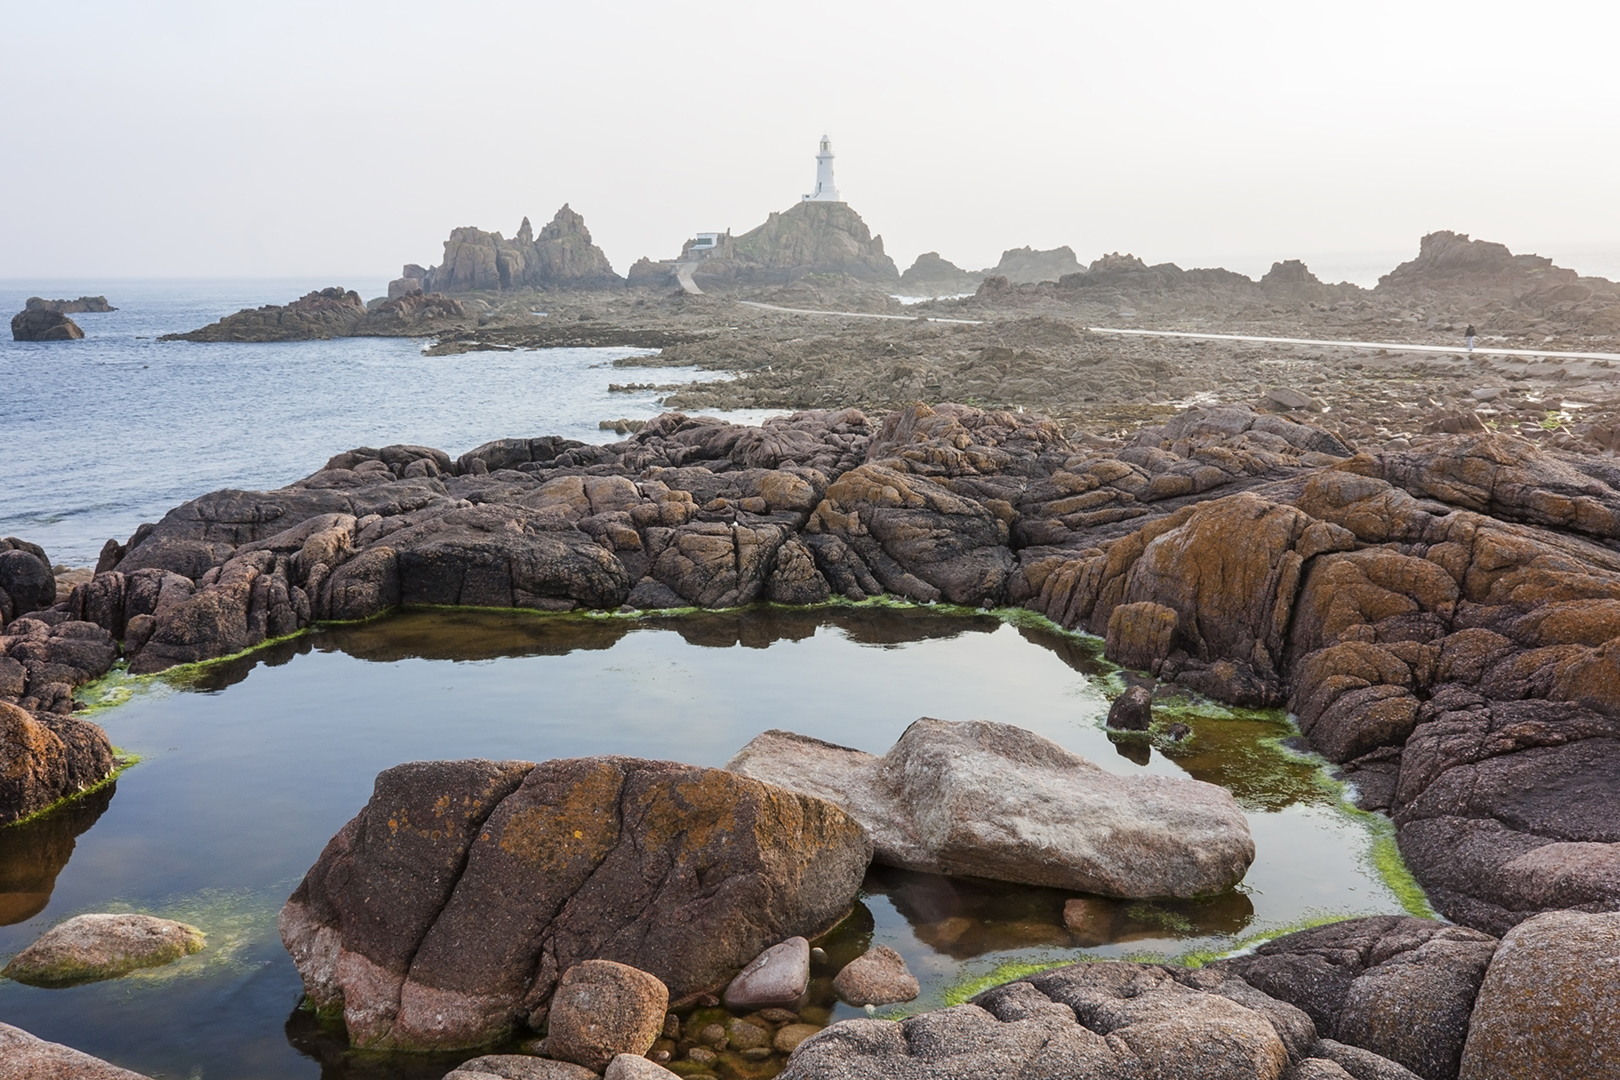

left=25, top=401, right=1618, bottom=945
left=160, top=286, right=474, bottom=342
left=24, top=295, right=116, bottom=313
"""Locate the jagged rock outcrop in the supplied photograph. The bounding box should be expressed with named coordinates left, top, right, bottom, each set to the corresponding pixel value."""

left=278, top=756, right=870, bottom=1049
left=626, top=256, right=678, bottom=290
left=727, top=719, right=1254, bottom=897
left=1374, top=231, right=1620, bottom=335
left=10, top=309, right=84, bottom=341
left=985, top=244, right=1082, bottom=284
left=160, top=286, right=472, bottom=342
left=405, top=205, right=622, bottom=295
left=691, top=201, right=899, bottom=288
left=24, top=295, right=116, bottom=313
left=898, top=252, right=980, bottom=294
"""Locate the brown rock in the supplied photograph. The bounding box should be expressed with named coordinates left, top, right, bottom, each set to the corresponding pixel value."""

left=1458, top=911, right=1620, bottom=1080
left=1106, top=601, right=1178, bottom=673
left=604, top=1055, right=682, bottom=1080
left=10, top=309, right=84, bottom=341
left=545, top=960, right=669, bottom=1072
left=1106, top=685, right=1154, bottom=731
left=831, top=944, right=919, bottom=1006
left=448, top=1055, right=596, bottom=1080
left=773, top=1023, right=822, bottom=1054
left=0, top=701, right=117, bottom=826
left=280, top=756, right=870, bottom=1050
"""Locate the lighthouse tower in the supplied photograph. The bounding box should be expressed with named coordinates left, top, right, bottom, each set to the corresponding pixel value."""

left=802, top=135, right=841, bottom=202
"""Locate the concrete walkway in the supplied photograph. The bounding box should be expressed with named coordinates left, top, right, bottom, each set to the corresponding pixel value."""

left=675, top=262, right=703, bottom=295
left=738, top=300, right=983, bottom=325
left=723, top=297, right=1620, bottom=362
left=1083, top=325, right=1620, bottom=363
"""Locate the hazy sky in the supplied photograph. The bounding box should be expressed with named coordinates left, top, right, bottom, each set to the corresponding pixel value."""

left=5, top=0, right=1618, bottom=286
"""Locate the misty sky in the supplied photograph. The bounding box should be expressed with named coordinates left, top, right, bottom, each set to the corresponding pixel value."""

left=4, top=0, right=1618, bottom=286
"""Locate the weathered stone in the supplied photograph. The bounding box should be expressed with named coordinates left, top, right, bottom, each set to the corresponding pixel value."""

left=0, top=701, right=117, bottom=826
left=831, top=944, right=919, bottom=1006
left=2, top=913, right=205, bottom=986
left=545, top=961, right=668, bottom=1071
left=1458, top=910, right=1620, bottom=1080
left=729, top=719, right=1252, bottom=897
left=10, top=309, right=84, bottom=341
left=1106, top=601, right=1179, bottom=673
left=724, top=937, right=810, bottom=1011
left=604, top=1054, right=682, bottom=1080
left=448, top=1055, right=596, bottom=1080
left=0, top=1022, right=149, bottom=1079
left=280, top=756, right=870, bottom=1050
left=1218, top=916, right=1496, bottom=1080
left=0, top=540, right=56, bottom=616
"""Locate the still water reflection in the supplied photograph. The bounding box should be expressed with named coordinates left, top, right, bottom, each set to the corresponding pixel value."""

left=0, top=606, right=1411, bottom=1079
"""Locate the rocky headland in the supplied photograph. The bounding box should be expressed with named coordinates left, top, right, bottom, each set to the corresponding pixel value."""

left=688, top=201, right=899, bottom=289
left=160, top=286, right=476, bottom=342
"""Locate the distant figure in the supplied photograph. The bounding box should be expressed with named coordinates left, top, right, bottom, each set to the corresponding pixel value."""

left=1466, top=324, right=1477, bottom=352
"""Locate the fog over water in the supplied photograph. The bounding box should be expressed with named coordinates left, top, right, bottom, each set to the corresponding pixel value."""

left=2, top=1, right=1617, bottom=283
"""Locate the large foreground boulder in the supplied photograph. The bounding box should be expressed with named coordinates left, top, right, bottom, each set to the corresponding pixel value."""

left=279, top=756, right=871, bottom=1050
left=1458, top=910, right=1620, bottom=1080
left=0, top=1022, right=148, bottom=1079
left=727, top=719, right=1254, bottom=898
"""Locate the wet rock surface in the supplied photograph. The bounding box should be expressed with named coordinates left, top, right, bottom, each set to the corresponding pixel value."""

left=1, top=912, right=205, bottom=986
left=830, top=944, right=918, bottom=1006
left=727, top=719, right=1254, bottom=897
left=724, top=937, right=810, bottom=1011
left=278, top=756, right=870, bottom=1050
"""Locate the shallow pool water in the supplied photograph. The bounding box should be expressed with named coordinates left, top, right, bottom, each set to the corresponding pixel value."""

left=0, top=606, right=1415, bottom=1078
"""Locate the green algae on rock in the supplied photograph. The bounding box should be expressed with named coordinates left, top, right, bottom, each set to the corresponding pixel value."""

left=2, top=912, right=204, bottom=987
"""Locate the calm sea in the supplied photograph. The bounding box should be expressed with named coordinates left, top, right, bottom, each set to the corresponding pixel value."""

left=0, top=279, right=771, bottom=567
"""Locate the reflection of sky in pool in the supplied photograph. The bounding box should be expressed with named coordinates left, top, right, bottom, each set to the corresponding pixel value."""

left=0, top=607, right=1416, bottom=1078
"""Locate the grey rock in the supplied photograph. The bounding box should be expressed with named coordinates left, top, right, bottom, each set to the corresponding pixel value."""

left=724, top=937, right=810, bottom=1011
left=449, top=1055, right=596, bottom=1080
left=604, top=1055, right=682, bottom=1080
left=728, top=718, right=1253, bottom=897
left=0, top=1022, right=149, bottom=1079
left=1311, top=1039, right=1425, bottom=1080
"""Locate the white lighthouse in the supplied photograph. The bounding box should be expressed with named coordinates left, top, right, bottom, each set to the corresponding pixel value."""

left=802, top=135, right=841, bottom=202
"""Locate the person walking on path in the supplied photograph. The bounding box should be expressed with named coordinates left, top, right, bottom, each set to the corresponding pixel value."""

left=1466, top=324, right=1477, bottom=352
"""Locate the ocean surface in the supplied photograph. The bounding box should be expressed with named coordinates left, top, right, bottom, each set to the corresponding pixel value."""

left=0, top=279, right=774, bottom=566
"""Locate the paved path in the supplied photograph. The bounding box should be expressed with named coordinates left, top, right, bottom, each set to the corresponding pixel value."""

left=725, top=298, right=1620, bottom=362
left=675, top=262, right=703, bottom=295
left=738, top=300, right=983, bottom=325
left=1083, top=325, right=1620, bottom=363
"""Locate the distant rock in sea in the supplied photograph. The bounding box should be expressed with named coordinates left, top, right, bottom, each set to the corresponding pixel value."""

left=160, top=286, right=473, bottom=342
left=11, top=309, right=85, bottom=341
left=396, top=203, right=622, bottom=296
left=25, top=295, right=117, bottom=313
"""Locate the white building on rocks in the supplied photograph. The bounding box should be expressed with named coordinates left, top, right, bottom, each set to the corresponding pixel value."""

left=802, top=135, right=841, bottom=202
